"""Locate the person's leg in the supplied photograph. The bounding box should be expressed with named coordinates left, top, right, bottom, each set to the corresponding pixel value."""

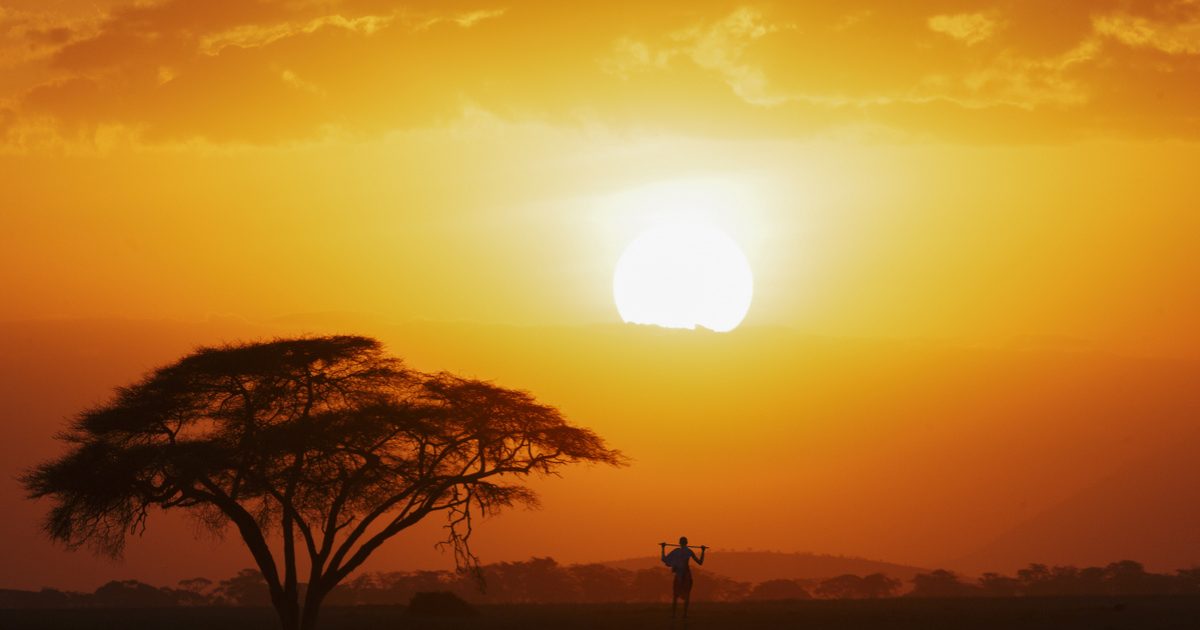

left=682, top=572, right=693, bottom=618
left=671, top=573, right=680, bottom=617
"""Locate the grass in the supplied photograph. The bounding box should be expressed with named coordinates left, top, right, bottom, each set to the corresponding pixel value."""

left=3, top=596, right=1200, bottom=630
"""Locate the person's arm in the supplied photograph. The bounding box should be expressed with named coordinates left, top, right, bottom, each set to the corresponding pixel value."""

left=695, top=546, right=707, bottom=566
left=660, top=542, right=668, bottom=563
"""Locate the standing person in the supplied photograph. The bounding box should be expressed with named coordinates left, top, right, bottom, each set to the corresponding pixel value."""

left=661, top=536, right=706, bottom=618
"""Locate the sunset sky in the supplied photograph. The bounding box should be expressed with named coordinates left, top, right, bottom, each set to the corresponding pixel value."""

left=3, top=0, right=1200, bottom=590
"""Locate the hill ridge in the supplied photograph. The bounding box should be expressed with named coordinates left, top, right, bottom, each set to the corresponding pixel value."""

left=600, top=550, right=929, bottom=583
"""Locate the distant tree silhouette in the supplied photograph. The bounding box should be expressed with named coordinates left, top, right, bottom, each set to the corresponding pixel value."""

left=1175, top=567, right=1200, bottom=595
left=1103, top=560, right=1170, bottom=595
left=1021, top=564, right=1093, bottom=596
left=92, top=580, right=180, bottom=607
left=815, top=573, right=900, bottom=599
left=221, top=560, right=1200, bottom=603
left=978, top=572, right=1021, bottom=597
left=23, top=336, right=622, bottom=630
left=1076, top=566, right=1111, bottom=595
left=177, top=577, right=214, bottom=598
left=815, top=574, right=859, bottom=599
left=350, top=558, right=754, bottom=604
left=630, top=567, right=668, bottom=601
left=747, top=578, right=811, bottom=601
left=1009, top=561, right=1178, bottom=597
left=909, top=569, right=979, bottom=598
left=690, top=570, right=751, bottom=602
left=0, top=587, right=82, bottom=609
left=862, top=573, right=902, bottom=598
left=483, top=557, right=580, bottom=603
left=569, top=563, right=631, bottom=602
left=10, top=557, right=1200, bottom=609
left=1015, top=563, right=1053, bottom=595
left=214, top=568, right=273, bottom=607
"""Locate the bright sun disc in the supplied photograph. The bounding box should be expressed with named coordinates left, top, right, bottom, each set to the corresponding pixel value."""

left=613, top=223, right=753, bottom=332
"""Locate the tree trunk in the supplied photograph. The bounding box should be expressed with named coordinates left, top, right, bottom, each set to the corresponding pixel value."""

left=299, top=607, right=321, bottom=630
left=299, top=584, right=327, bottom=630
left=274, top=592, right=302, bottom=630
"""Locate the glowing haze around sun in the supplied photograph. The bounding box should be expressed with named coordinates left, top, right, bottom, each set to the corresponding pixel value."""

left=613, top=222, right=754, bottom=332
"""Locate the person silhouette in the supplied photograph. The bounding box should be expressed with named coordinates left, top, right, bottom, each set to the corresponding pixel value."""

left=661, top=536, right=706, bottom=618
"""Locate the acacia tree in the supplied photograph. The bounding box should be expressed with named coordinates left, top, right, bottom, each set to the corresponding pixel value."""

left=24, top=336, right=622, bottom=630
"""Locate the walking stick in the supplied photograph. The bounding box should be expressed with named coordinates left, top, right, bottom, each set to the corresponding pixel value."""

left=659, top=542, right=708, bottom=550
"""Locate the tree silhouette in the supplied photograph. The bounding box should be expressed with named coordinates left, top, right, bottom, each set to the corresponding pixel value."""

left=23, top=336, right=622, bottom=630
left=815, top=573, right=900, bottom=599
left=1176, top=567, right=1200, bottom=595
left=568, top=563, right=629, bottom=602
left=746, top=578, right=811, bottom=601
left=177, top=577, right=214, bottom=597
left=909, top=569, right=979, bottom=598
left=92, top=580, right=181, bottom=607
left=858, top=572, right=902, bottom=598
left=214, top=568, right=273, bottom=607
left=978, top=572, right=1020, bottom=597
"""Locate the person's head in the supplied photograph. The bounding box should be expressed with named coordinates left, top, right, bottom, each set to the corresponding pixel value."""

left=679, top=536, right=688, bottom=547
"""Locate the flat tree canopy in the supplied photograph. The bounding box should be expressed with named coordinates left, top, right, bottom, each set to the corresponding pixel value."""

left=24, top=335, right=622, bottom=630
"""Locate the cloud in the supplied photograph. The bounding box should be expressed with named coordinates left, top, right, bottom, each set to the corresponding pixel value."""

left=410, top=7, right=507, bottom=30
left=928, top=12, right=1001, bottom=46
left=1093, top=10, right=1200, bottom=55
left=673, top=8, right=794, bottom=105
left=599, top=37, right=673, bottom=79
left=0, top=6, right=101, bottom=67
left=200, top=14, right=396, bottom=56
left=2, top=1, right=1200, bottom=150
left=604, top=6, right=1089, bottom=113
left=953, top=39, right=1098, bottom=109
left=600, top=8, right=794, bottom=105
left=450, top=8, right=507, bottom=28
left=280, top=69, right=325, bottom=96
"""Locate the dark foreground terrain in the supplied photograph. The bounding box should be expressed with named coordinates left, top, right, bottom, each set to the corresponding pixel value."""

left=4, top=596, right=1200, bottom=630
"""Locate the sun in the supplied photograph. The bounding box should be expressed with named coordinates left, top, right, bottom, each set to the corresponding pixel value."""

left=613, top=222, right=754, bottom=332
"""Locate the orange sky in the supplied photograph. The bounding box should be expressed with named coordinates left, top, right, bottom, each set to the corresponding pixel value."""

left=3, top=0, right=1200, bottom=590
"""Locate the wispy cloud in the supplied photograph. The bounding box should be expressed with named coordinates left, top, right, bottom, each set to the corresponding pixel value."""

left=674, top=8, right=794, bottom=105
left=1093, top=10, right=1200, bottom=55
left=3, top=1, right=1200, bottom=150
left=200, top=14, right=396, bottom=56
left=928, top=12, right=1001, bottom=46
left=600, top=8, right=793, bottom=105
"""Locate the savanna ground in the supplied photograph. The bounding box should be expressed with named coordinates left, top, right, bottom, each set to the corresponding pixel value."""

left=4, top=596, right=1200, bottom=630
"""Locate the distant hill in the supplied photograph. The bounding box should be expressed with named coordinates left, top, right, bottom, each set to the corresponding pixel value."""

left=602, top=551, right=928, bottom=583
left=953, top=431, right=1200, bottom=575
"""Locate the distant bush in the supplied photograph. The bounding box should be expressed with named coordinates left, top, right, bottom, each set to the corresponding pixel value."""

left=5, top=558, right=1199, bottom=608
left=92, top=580, right=188, bottom=607
left=910, top=561, right=1200, bottom=598
left=747, top=579, right=812, bottom=601
left=816, top=573, right=901, bottom=599
left=909, top=570, right=981, bottom=598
